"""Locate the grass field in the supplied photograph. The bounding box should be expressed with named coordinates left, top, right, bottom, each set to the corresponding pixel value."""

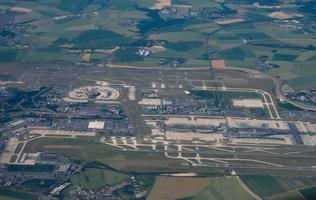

left=147, top=176, right=211, bottom=200
left=22, top=137, right=222, bottom=174
left=0, top=188, right=38, bottom=200
left=266, top=191, right=304, bottom=200
left=148, top=176, right=255, bottom=200
left=71, top=168, right=130, bottom=189
left=1, top=0, right=315, bottom=90
left=242, top=175, right=316, bottom=200
left=7, top=164, right=55, bottom=173
left=242, top=175, right=287, bottom=197
left=299, top=186, right=316, bottom=200
left=0, top=196, right=19, bottom=200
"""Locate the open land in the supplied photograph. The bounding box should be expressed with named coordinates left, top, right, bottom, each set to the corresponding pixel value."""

left=1, top=0, right=316, bottom=199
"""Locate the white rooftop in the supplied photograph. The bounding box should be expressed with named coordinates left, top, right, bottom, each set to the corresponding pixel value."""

left=88, top=121, right=105, bottom=129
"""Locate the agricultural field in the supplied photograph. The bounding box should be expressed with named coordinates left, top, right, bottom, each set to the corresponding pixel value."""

left=241, top=175, right=316, bottom=200
left=0, top=0, right=315, bottom=90
left=1, top=0, right=316, bottom=199
left=147, top=176, right=255, bottom=200
left=0, top=188, right=39, bottom=200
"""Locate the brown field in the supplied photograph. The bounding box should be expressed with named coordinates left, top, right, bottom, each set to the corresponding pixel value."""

left=0, top=196, right=19, bottom=200
left=148, top=176, right=257, bottom=200
left=215, top=18, right=245, bottom=25
left=82, top=52, right=91, bottom=62
left=150, top=45, right=167, bottom=53
left=150, top=0, right=171, bottom=10
left=147, top=176, right=210, bottom=200
left=9, top=6, right=32, bottom=13
left=94, top=46, right=120, bottom=54
left=212, top=59, right=226, bottom=68
left=268, top=11, right=302, bottom=20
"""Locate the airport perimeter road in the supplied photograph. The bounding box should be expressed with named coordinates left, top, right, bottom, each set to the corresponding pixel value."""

left=192, top=85, right=281, bottom=119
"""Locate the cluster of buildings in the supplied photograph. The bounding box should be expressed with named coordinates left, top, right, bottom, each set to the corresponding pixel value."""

left=285, top=89, right=316, bottom=106
left=141, top=97, right=222, bottom=116
left=255, top=55, right=279, bottom=70
left=69, top=177, right=147, bottom=200
left=272, top=19, right=303, bottom=30
left=269, top=15, right=316, bottom=33
left=140, top=90, right=268, bottom=119
left=0, top=152, right=73, bottom=190
left=138, top=88, right=316, bottom=145
left=146, top=115, right=316, bottom=145
left=0, top=84, right=138, bottom=197
left=161, top=5, right=237, bottom=19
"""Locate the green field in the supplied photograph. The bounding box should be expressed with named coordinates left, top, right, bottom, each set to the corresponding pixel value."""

left=299, top=186, right=316, bottom=200
left=22, top=137, right=222, bottom=174
left=71, top=168, right=130, bottom=189
left=0, top=188, right=38, bottom=200
left=148, top=176, right=255, bottom=200
left=242, top=175, right=316, bottom=200
left=242, top=175, right=287, bottom=197
left=1, top=0, right=315, bottom=89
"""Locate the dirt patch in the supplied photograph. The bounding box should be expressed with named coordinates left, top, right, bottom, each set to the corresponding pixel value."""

left=211, top=59, right=226, bottom=68
left=163, top=173, right=197, bottom=177
left=82, top=51, right=91, bottom=62
left=215, top=18, right=245, bottom=25
left=138, top=98, right=162, bottom=106
left=150, top=0, right=171, bottom=10
left=9, top=7, right=32, bottom=13
left=147, top=176, right=210, bottom=200
left=232, top=99, right=264, bottom=108
left=94, top=46, right=120, bottom=54
left=128, top=86, right=136, bottom=101
left=150, top=45, right=166, bottom=53
left=268, top=11, right=303, bottom=20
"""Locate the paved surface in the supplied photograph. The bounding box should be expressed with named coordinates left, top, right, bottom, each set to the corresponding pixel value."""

left=100, top=136, right=316, bottom=172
